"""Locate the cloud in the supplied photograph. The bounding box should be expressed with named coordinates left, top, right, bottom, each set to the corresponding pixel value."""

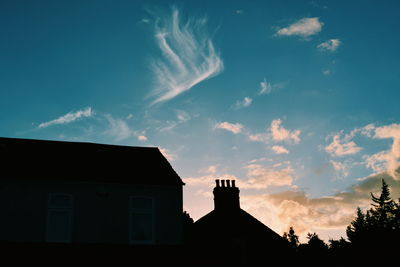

left=241, top=172, right=400, bottom=241
left=330, top=160, right=350, bottom=178
left=159, top=147, right=176, bottom=162
left=247, top=119, right=301, bottom=145
left=233, top=96, right=252, bottom=109
left=271, top=119, right=301, bottom=144
left=317, top=39, right=341, bottom=52
left=158, top=110, right=191, bottom=133
left=364, top=152, right=388, bottom=174
left=184, top=161, right=294, bottom=191
left=103, top=115, right=147, bottom=142
left=38, top=107, right=94, bottom=128
left=310, top=1, right=328, bottom=9
left=248, top=133, right=268, bottom=142
left=138, top=18, right=150, bottom=24
left=325, top=133, right=362, bottom=157
left=158, top=121, right=178, bottom=132
left=138, top=135, right=148, bottom=141
left=272, top=145, right=289, bottom=154
left=215, top=121, right=244, bottom=134
left=259, top=78, right=272, bottom=95
left=366, top=123, right=400, bottom=177
left=322, top=69, right=331, bottom=75
left=176, top=110, right=191, bottom=123
left=104, top=114, right=134, bottom=141
left=325, top=123, right=399, bottom=177
left=199, top=165, right=218, bottom=174
left=184, top=173, right=238, bottom=187
left=276, top=17, right=323, bottom=38
left=150, top=7, right=223, bottom=104
left=240, top=163, right=294, bottom=189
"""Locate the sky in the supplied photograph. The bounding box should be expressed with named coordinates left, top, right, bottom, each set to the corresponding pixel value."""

left=1, top=0, right=400, bottom=241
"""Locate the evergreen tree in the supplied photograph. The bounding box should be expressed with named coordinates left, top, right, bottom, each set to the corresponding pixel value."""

left=346, top=207, right=367, bottom=244
left=393, top=198, right=400, bottom=230
left=328, top=237, right=350, bottom=266
left=345, top=178, right=399, bottom=263
left=369, top=179, right=395, bottom=228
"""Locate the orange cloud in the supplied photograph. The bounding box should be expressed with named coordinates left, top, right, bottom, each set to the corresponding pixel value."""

left=241, top=172, right=400, bottom=241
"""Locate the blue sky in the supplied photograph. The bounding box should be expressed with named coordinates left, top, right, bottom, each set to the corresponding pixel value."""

left=1, top=0, right=400, bottom=241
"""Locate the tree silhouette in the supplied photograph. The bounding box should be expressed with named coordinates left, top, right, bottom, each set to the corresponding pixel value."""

left=345, top=179, right=399, bottom=265
left=182, top=211, right=194, bottom=244
left=305, top=232, right=328, bottom=251
left=297, top=232, right=329, bottom=267
left=370, top=179, right=395, bottom=228
left=282, top=226, right=299, bottom=249
left=346, top=207, right=368, bottom=244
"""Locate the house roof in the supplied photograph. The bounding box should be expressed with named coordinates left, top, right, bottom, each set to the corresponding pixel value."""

left=0, top=137, right=184, bottom=186
left=190, top=179, right=289, bottom=250
left=193, top=208, right=286, bottom=245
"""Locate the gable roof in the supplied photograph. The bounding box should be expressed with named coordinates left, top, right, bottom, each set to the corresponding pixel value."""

left=0, top=137, right=184, bottom=186
left=193, top=208, right=286, bottom=245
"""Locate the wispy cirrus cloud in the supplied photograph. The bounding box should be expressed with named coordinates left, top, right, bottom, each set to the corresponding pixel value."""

left=259, top=78, right=272, bottom=95
left=276, top=17, right=323, bottom=38
left=322, top=69, right=331, bottom=75
left=104, top=114, right=149, bottom=142
left=258, top=78, right=285, bottom=95
left=318, top=39, right=341, bottom=52
left=215, top=121, right=244, bottom=134
left=38, top=107, right=94, bottom=128
left=150, top=7, right=223, bottom=105
left=233, top=96, right=252, bottom=109
left=157, top=110, right=192, bottom=133
left=104, top=114, right=134, bottom=141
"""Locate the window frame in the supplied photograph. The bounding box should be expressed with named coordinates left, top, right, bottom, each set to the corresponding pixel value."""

left=128, top=196, right=155, bottom=244
left=46, top=193, right=74, bottom=243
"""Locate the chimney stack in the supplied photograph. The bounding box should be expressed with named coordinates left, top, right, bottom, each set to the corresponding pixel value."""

left=213, top=179, right=240, bottom=212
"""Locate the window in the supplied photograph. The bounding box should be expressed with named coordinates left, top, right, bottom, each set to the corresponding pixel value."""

left=46, top=193, right=73, bottom=243
left=129, top=196, right=154, bottom=244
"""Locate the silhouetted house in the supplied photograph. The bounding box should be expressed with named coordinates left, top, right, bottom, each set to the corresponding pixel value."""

left=0, top=137, right=184, bottom=247
left=190, top=179, right=294, bottom=266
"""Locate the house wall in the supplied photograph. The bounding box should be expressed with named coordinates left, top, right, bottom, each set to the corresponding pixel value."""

left=0, top=179, right=183, bottom=245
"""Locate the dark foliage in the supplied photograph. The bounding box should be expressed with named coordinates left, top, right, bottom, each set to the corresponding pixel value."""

left=283, top=179, right=399, bottom=267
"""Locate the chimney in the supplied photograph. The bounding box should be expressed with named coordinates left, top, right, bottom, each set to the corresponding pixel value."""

left=213, top=179, right=240, bottom=211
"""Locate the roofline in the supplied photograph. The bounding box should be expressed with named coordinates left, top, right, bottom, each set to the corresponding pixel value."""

left=0, top=136, right=185, bottom=186
left=0, top=136, right=159, bottom=150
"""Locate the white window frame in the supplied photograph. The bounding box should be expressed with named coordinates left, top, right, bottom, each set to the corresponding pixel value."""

left=46, top=193, right=73, bottom=243
left=129, top=196, right=155, bottom=244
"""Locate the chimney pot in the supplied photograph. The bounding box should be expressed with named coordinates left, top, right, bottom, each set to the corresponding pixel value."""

left=213, top=179, right=240, bottom=211
left=216, top=179, right=220, bottom=187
